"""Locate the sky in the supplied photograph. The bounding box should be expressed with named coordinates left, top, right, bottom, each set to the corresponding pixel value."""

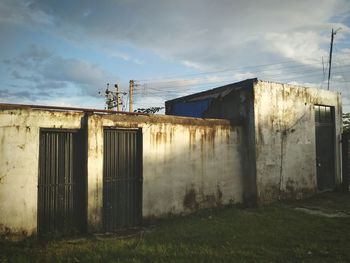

left=0, top=0, right=350, bottom=112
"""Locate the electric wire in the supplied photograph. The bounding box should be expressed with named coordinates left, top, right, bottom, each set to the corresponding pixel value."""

left=136, top=58, right=324, bottom=82
left=132, top=55, right=350, bottom=108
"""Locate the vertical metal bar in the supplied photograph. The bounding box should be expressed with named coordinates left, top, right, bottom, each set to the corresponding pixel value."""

left=55, top=132, right=58, bottom=232
left=66, top=133, right=70, bottom=232
left=116, top=131, right=119, bottom=229
left=51, top=133, right=54, bottom=233
left=138, top=128, right=143, bottom=225
left=38, top=132, right=43, bottom=235
left=110, top=131, right=114, bottom=231
left=132, top=132, right=136, bottom=226
left=129, top=132, right=132, bottom=227
left=67, top=133, right=70, bottom=232
left=45, top=132, right=49, bottom=234
left=129, top=132, right=132, bottom=226
left=70, top=132, right=73, bottom=232
left=108, top=130, right=111, bottom=231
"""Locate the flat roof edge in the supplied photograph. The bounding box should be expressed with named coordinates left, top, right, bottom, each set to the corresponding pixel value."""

left=0, top=103, right=148, bottom=116
left=0, top=102, right=242, bottom=126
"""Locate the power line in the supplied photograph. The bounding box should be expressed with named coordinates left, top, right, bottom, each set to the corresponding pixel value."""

left=135, top=64, right=349, bottom=93
left=132, top=56, right=350, bottom=109
left=136, top=58, right=324, bottom=82
left=133, top=70, right=350, bottom=96
left=139, top=61, right=324, bottom=85
left=133, top=66, right=350, bottom=92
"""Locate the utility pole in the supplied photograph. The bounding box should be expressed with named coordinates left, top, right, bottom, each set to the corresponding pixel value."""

left=115, top=84, right=121, bottom=111
left=129, top=80, right=134, bottom=112
left=327, top=28, right=341, bottom=90
left=102, top=83, right=126, bottom=111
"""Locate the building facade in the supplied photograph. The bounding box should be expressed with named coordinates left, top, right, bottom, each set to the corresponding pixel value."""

left=0, top=79, right=343, bottom=239
left=0, top=106, right=243, bottom=238
left=166, top=79, right=343, bottom=202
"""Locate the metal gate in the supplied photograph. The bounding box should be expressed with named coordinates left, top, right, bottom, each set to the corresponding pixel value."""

left=314, top=105, right=335, bottom=191
left=38, top=129, right=86, bottom=236
left=103, top=129, right=142, bottom=232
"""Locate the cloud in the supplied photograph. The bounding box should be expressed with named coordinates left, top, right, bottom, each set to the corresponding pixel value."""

left=5, top=0, right=345, bottom=92
left=110, top=51, right=144, bottom=65
left=264, top=31, right=328, bottom=66
left=1, top=0, right=350, bottom=109
left=0, top=0, right=54, bottom=26
left=2, top=1, right=350, bottom=72
left=3, top=45, right=117, bottom=98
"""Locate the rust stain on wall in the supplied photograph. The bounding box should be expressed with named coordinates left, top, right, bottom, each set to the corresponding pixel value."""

left=155, top=131, right=167, bottom=145
left=199, top=128, right=217, bottom=153
left=150, top=130, right=166, bottom=147
left=226, top=130, right=231, bottom=144
left=169, top=126, right=175, bottom=143
left=189, top=128, right=196, bottom=150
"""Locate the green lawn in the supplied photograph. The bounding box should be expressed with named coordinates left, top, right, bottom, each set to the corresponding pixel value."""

left=1, top=192, right=350, bottom=263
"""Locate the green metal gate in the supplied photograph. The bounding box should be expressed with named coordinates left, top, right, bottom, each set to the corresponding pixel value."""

left=38, top=129, right=86, bottom=236
left=314, top=105, right=336, bottom=191
left=103, top=129, right=142, bottom=232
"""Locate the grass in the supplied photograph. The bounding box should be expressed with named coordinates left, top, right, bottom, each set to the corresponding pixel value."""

left=1, top=192, right=350, bottom=263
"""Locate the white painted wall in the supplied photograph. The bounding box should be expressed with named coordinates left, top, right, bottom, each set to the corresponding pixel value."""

left=87, top=114, right=243, bottom=231
left=0, top=108, right=243, bottom=237
left=0, top=108, right=83, bottom=237
left=253, top=81, right=342, bottom=202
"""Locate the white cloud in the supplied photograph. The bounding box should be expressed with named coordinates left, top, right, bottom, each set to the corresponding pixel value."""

left=3, top=45, right=118, bottom=99
left=110, top=51, right=144, bottom=65
left=264, top=31, right=329, bottom=67
left=2, top=1, right=350, bottom=74
left=0, top=0, right=54, bottom=26
left=1, top=0, right=350, bottom=109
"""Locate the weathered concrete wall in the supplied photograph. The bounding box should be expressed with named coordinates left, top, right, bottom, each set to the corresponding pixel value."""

left=0, top=108, right=83, bottom=238
left=87, top=114, right=244, bottom=231
left=203, top=83, right=257, bottom=206
left=253, top=80, right=342, bottom=202
left=0, top=108, right=244, bottom=237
